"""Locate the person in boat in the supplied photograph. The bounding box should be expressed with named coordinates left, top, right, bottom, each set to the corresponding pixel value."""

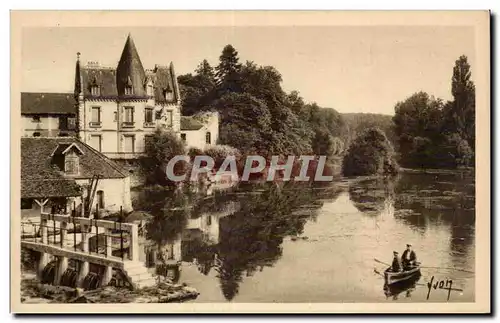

left=401, top=244, right=417, bottom=269
left=391, top=251, right=403, bottom=272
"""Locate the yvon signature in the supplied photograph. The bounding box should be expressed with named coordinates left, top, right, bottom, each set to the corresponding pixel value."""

left=426, top=276, right=464, bottom=301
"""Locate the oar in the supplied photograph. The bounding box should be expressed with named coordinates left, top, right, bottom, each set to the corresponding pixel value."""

left=418, top=265, right=474, bottom=274
left=374, top=258, right=391, bottom=267
left=377, top=259, right=474, bottom=274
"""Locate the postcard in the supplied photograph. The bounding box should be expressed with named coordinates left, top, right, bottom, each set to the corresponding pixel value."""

left=10, top=10, right=490, bottom=314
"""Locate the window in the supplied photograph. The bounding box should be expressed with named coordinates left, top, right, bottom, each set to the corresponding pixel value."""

left=180, top=133, right=186, bottom=141
left=206, top=132, right=211, bottom=145
left=147, top=84, right=153, bottom=96
left=32, top=116, right=41, bottom=123
left=91, top=85, right=100, bottom=96
left=125, top=86, right=133, bottom=95
left=144, top=108, right=153, bottom=124
left=67, top=117, right=76, bottom=130
left=144, top=135, right=154, bottom=148
left=155, top=110, right=162, bottom=120
left=164, top=86, right=173, bottom=101
left=113, top=111, right=117, bottom=122
left=33, top=132, right=41, bottom=137
left=96, top=190, right=104, bottom=209
left=21, top=198, right=33, bottom=210
left=124, top=107, right=134, bottom=123
left=166, top=110, right=173, bottom=127
left=123, top=135, right=135, bottom=153
left=206, top=215, right=212, bottom=226
left=91, top=107, right=101, bottom=126
left=59, top=116, right=68, bottom=130
left=90, top=135, right=102, bottom=152
left=65, top=153, right=79, bottom=175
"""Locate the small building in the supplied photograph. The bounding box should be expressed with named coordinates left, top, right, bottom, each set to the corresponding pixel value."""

left=21, top=137, right=132, bottom=219
left=180, top=112, right=219, bottom=150
left=21, top=92, right=77, bottom=138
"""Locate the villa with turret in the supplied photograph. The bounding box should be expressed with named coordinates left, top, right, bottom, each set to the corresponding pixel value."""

left=20, top=34, right=220, bottom=216
left=74, top=35, right=183, bottom=159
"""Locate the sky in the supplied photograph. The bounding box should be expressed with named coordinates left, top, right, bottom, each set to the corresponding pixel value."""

left=21, top=26, right=475, bottom=115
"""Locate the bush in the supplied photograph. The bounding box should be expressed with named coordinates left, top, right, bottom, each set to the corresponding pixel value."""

left=203, top=145, right=242, bottom=169
left=342, top=128, right=399, bottom=177
left=142, top=129, right=187, bottom=186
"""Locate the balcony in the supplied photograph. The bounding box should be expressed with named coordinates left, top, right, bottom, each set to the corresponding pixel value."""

left=122, top=121, right=135, bottom=128
left=89, top=121, right=102, bottom=128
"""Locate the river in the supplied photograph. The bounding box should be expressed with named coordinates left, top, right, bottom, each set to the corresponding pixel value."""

left=135, top=171, right=475, bottom=303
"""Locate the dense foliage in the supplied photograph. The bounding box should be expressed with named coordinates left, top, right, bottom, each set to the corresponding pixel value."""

left=142, top=129, right=187, bottom=186
left=342, top=113, right=396, bottom=148
left=178, top=45, right=344, bottom=160
left=393, top=55, right=475, bottom=169
left=342, top=128, right=399, bottom=177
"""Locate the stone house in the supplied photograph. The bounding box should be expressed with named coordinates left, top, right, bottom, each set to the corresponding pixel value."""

left=21, top=137, right=132, bottom=219
left=180, top=111, right=220, bottom=151
left=21, top=92, right=77, bottom=138
left=74, top=34, right=182, bottom=159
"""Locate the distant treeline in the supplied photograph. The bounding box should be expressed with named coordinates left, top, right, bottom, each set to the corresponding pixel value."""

left=177, top=45, right=344, bottom=161
left=176, top=44, right=474, bottom=171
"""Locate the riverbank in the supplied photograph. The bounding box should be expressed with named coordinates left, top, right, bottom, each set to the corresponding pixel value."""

left=21, top=271, right=199, bottom=304
left=400, top=167, right=475, bottom=175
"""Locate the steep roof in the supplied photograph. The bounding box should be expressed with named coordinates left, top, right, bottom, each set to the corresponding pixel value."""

left=21, top=92, right=76, bottom=115
left=180, top=116, right=204, bottom=131
left=81, top=67, right=118, bottom=99
left=153, top=64, right=180, bottom=104
left=116, top=34, right=147, bottom=98
left=21, top=137, right=128, bottom=198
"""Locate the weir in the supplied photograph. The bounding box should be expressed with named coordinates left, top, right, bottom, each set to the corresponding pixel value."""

left=21, top=211, right=156, bottom=290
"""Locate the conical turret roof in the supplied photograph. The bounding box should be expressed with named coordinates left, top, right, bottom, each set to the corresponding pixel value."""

left=116, top=34, right=146, bottom=98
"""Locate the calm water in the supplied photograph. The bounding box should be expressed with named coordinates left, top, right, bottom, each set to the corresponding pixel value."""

left=137, top=172, right=476, bottom=303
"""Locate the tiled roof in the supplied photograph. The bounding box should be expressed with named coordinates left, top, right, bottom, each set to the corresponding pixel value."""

left=116, top=35, right=147, bottom=98
left=21, top=92, right=76, bottom=115
left=81, top=67, right=119, bottom=99
left=180, top=116, right=204, bottom=131
left=21, top=137, right=128, bottom=198
left=22, top=179, right=82, bottom=199
left=76, top=34, right=180, bottom=103
left=153, top=64, right=180, bottom=104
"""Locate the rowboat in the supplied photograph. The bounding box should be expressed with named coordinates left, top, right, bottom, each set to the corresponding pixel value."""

left=384, top=266, right=421, bottom=285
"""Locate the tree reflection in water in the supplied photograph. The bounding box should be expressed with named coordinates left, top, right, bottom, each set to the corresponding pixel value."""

left=348, top=176, right=397, bottom=216
left=134, top=181, right=343, bottom=301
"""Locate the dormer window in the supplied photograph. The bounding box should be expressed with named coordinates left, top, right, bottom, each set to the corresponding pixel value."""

left=90, top=76, right=100, bottom=96
left=50, top=142, right=84, bottom=176
left=65, top=153, right=79, bottom=175
left=91, top=85, right=100, bottom=96
left=125, top=76, right=134, bottom=95
left=163, top=84, right=173, bottom=101
left=125, top=85, right=133, bottom=95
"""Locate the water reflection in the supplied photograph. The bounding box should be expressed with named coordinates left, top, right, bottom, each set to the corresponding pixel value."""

left=132, top=171, right=475, bottom=302
left=383, top=273, right=421, bottom=301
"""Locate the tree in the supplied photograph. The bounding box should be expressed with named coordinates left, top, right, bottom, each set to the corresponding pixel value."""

left=447, top=55, right=475, bottom=150
left=393, top=92, right=445, bottom=168
left=213, top=92, right=273, bottom=155
left=342, top=128, right=399, bottom=176
left=142, top=129, right=187, bottom=186
left=215, top=45, right=243, bottom=94
left=177, top=60, right=217, bottom=116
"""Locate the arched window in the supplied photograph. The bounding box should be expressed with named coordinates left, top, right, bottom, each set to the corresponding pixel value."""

left=205, top=132, right=211, bottom=144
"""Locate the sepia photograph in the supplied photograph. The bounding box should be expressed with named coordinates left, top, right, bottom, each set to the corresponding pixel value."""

left=10, top=10, right=490, bottom=314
